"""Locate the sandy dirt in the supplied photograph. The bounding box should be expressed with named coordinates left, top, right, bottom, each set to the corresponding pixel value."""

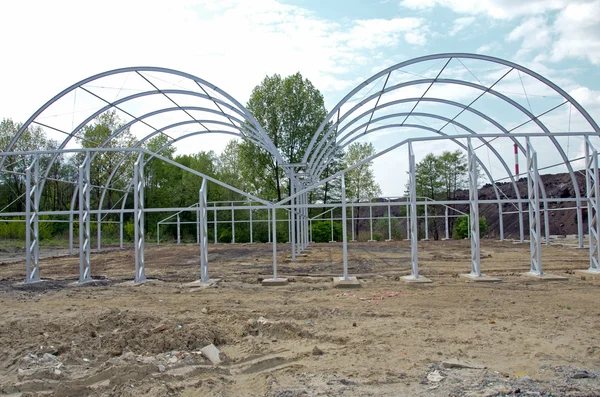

left=0, top=239, right=599, bottom=396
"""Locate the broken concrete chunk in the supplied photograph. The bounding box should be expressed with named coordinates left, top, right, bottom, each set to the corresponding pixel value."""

left=441, top=358, right=485, bottom=369
left=200, top=344, right=221, bottom=365
left=427, top=370, right=444, bottom=382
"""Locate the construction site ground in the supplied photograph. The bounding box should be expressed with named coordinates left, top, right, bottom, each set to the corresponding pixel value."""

left=0, top=239, right=599, bottom=396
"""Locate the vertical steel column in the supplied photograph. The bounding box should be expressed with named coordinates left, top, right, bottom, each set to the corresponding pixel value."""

left=296, top=187, right=301, bottom=253
left=309, top=219, right=313, bottom=242
left=498, top=204, right=504, bottom=241
left=585, top=138, right=600, bottom=273
left=267, top=208, right=271, bottom=244
left=405, top=202, right=410, bottom=240
left=424, top=202, right=429, bottom=241
left=78, top=152, right=92, bottom=283
left=231, top=201, right=235, bottom=244
left=133, top=152, right=146, bottom=283
left=177, top=214, right=181, bottom=245
left=25, top=154, right=41, bottom=283
left=526, top=138, right=543, bottom=275
left=271, top=207, right=278, bottom=279
left=408, top=143, right=419, bottom=278
left=577, top=206, right=585, bottom=248
left=330, top=209, right=335, bottom=242
left=97, top=212, right=101, bottom=250
left=290, top=177, right=296, bottom=259
left=213, top=203, right=217, bottom=244
left=518, top=202, right=525, bottom=242
left=386, top=199, right=392, bottom=241
left=120, top=212, right=124, bottom=249
left=351, top=204, right=355, bottom=242
left=445, top=206, right=449, bottom=240
left=341, top=174, right=349, bottom=280
left=544, top=201, right=550, bottom=245
left=157, top=222, right=160, bottom=245
left=199, top=179, right=209, bottom=282
left=69, top=212, right=74, bottom=255
left=249, top=202, right=253, bottom=244
left=369, top=200, right=374, bottom=241
left=197, top=203, right=200, bottom=245
left=468, top=138, right=482, bottom=277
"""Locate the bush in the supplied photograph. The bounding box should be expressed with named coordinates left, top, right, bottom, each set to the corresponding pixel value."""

left=453, top=215, right=488, bottom=239
left=311, top=221, right=342, bottom=243
left=218, top=228, right=232, bottom=243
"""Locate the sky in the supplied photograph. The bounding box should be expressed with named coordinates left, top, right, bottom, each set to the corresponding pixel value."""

left=1, top=0, right=600, bottom=197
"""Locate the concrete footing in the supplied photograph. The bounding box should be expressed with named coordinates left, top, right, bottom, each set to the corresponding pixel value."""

left=182, top=278, right=222, bottom=288
left=401, top=275, right=433, bottom=283
left=333, top=276, right=361, bottom=288
left=459, top=273, right=501, bottom=282
left=262, top=278, right=289, bottom=286
left=574, top=269, right=600, bottom=278
left=522, top=272, right=568, bottom=281
left=367, top=239, right=376, bottom=242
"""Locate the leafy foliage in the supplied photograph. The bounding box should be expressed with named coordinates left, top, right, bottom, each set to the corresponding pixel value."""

left=453, top=215, right=488, bottom=239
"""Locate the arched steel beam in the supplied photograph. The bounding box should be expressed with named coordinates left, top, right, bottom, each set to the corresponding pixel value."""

left=317, top=111, right=521, bottom=200
left=30, top=88, right=282, bottom=200
left=2, top=66, right=281, bottom=173
left=306, top=78, right=583, bottom=216
left=303, top=53, right=600, bottom=167
left=96, top=126, right=265, bottom=213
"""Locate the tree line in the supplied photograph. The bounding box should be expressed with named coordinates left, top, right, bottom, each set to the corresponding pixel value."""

left=0, top=73, right=381, bottom=243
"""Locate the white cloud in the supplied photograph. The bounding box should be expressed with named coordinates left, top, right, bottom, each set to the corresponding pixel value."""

left=507, top=17, right=552, bottom=55
left=449, top=17, right=476, bottom=36
left=476, top=42, right=501, bottom=54
left=400, top=0, right=571, bottom=19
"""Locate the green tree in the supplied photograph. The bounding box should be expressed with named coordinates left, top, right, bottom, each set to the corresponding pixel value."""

left=243, top=72, right=329, bottom=201
left=0, top=119, right=51, bottom=212
left=343, top=142, right=381, bottom=239
left=453, top=215, right=488, bottom=239
left=343, top=142, right=381, bottom=201
left=78, top=111, right=135, bottom=209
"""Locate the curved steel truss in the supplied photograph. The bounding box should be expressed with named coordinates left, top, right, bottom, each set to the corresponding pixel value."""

left=2, top=54, right=600, bottom=284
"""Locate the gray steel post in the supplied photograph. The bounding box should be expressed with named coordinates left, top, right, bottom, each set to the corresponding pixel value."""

left=120, top=212, right=123, bottom=249
left=197, top=202, right=200, bottom=245
left=544, top=202, right=550, bottom=245
left=527, top=138, right=543, bottom=275
left=445, top=206, right=449, bottom=240
left=157, top=222, right=160, bottom=245
left=267, top=208, right=271, bottom=244
left=387, top=199, right=392, bottom=241
left=272, top=207, right=278, bottom=279
left=409, top=143, right=419, bottom=278
left=309, top=219, right=313, bottom=242
left=78, top=152, right=92, bottom=283
left=25, top=154, right=41, bottom=283
left=133, top=153, right=146, bottom=283
left=498, top=204, right=504, bottom=241
left=330, top=210, right=335, bottom=242
left=468, top=138, right=481, bottom=276
left=69, top=212, right=74, bottom=255
left=578, top=206, right=584, bottom=248
left=369, top=200, right=374, bottom=241
left=199, top=179, right=209, bottom=282
left=406, top=202, right=410, bottom=240
left=351, top=204, right=355, bottom=241
left=341, top=174, right=349, bottom=280
left=97, top=212, right=101, bottom=250
left=213, top=203, right=217, bottom=244
left=231, top=202, right=235, bottom=243
left=290, top=176, right=296, bottom=259
left=424, top=202, right=429, bottom=241
left=249, top=202, right=253, bottom=244
left=518, top=202, right=524, bottom=242
left=177, top=214, right=181, bottom=245
left=585, top=138, right=600, bottom=272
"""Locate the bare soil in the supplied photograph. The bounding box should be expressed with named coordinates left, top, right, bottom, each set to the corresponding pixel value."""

left=0, top=239, right=599, bottom=396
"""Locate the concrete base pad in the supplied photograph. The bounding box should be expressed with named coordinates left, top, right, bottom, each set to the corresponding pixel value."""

left=367, top=239, right=377, bottom=242
left=575, top=269, right=600, bottom=278
left=182, top=279, right=222, bottom=288
left=385, top=239, right=393, bottom=242
left=328, top=240, right=337, bottom=243
left=401, top=275, right=433, bottom=283
left=262, top=278, right=289, bottom=286
left=459, top=273, right=502, bottom=282
left=333, top=276, right=361, bottom=288
left=14, top=279, right=44, bottom=287
left=117, top=279, right=162, bottom=287
left=522, top=272, right=568, bottom=281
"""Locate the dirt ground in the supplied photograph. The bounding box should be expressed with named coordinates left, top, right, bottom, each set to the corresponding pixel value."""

left=0, top=239, right=599, bottom=397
